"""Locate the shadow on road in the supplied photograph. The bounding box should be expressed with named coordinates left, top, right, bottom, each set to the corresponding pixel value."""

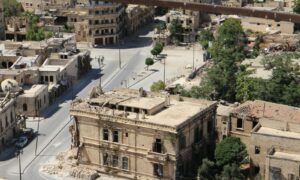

left=41, top=68, right=100, bottom=119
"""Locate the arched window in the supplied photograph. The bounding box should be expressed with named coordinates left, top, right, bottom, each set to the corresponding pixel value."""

left=23, top=104, right=27, bottom=111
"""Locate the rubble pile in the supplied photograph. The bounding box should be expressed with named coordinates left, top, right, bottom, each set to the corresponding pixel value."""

left=261, top=34, right=300, bottom=52
left=41, top=149, right=100, bottom=180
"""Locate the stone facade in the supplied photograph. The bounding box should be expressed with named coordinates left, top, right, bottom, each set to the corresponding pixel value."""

left=241, top=17, right=294, bottom=34
left=125, top=5, right=154, bottom=34
left=70, top=88, right=217, bottom=179
left=85, top=0, right=125, bottom=46
left=0, top=95, right=21, bottom=151
left=217, top=100, right=300, bottom=179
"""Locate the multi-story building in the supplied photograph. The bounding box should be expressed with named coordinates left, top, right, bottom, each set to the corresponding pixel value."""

left=0, top=94, right=21, bottom=151
left=125, top=5, right=154, bottom=34
left=166, top=10, right=200, bottom=42
left=69, top=88, right=217, bottom=179
left=84, top=0, right=125, bottom=46
left=217, top=100, right=300, bottom=179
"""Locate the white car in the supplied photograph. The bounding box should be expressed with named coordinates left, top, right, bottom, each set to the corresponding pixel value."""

left=15, top=136, right=28, bottom=148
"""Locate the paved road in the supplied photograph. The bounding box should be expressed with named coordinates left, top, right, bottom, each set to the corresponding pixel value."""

left=0, top=26, right=153, bottom=180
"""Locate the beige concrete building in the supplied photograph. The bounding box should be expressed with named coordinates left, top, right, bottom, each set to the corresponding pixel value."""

left=0, top=94, right=21, bottom=151
left=225, top=100, right=300, bottom=179
left=5, top=16, right=28, bottom=41
left=17, top=84, right=49, bottom=117
left=241, top=16, right=294, bottom=34
left=166, top=10, right=200, bottom=42
left=17, top=0, right=75, bottom=14
left=125, top=5, right=154, bottom=34
left=74, top=0, right=126, bottom=46
left=69, top=88, right=217, bottom=179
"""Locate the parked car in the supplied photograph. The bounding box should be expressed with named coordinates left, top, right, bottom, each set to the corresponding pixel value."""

left=15, top=136, right=28, bottom=148
left=22, top=128, right=34, bottom=140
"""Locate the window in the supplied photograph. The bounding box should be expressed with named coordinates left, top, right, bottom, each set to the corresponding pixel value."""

left=179, top=134, right=186, bottom=150
left=237, top=118, right=243, bottom=129
left=10, top=111, right=13, bottom=123
left=113, top=130, right=118, bottom=142
left=50, top=76, right=53, bottom=82
left=255, top=146, right=260, bottom=154
left=194, top=127, right=199, bottom=143
left=23, top=104, right=27, bottom=111
left=45, top=76, right=49, bottom=82
left=112, top=155, right=118, bottom=167
left=103, top=153, right=109, bottom=166
left=5, top=116, right=8, bottom=128
left=122, top=157, right=128, bottom=170
left=153, top=163, right=163, bottom=177
left=125, top=132, right=128, bottom=137
left=207, top=120, right=213, bottom=133
left=153, top=139, right=162, bottom=153
left=40, top=76, right=44, bottom=82
left=103, top=129, right=109, bottom=141
left=252, top=121, right=258, bottom=128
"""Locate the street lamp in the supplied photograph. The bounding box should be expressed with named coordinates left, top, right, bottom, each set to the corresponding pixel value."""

left=118, top=39, right=123, bottom=69
left=35, top=111, right=40, bottom=156
left=15, top=148, right=23, bottom=180
left=97, top=56, right=104, bottom=88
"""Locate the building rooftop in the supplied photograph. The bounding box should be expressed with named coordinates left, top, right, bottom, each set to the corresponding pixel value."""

left=256, top=126, right=300, bottom=140
left=217, top=104, right=235, bottom=116
left=71, top=88, right=216, bottom=130
left=13, top=56, right=39, bottom=68
left=231, top=100, right=300, bottom=123
left=20, top=85, right=48, bottom=98
left=271, top=151, right=300, bottom=162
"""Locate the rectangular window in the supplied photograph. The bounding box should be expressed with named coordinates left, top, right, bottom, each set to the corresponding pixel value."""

left=153, top=163, right=163, bottom=177
left=255, top=146, right=260, bottom=154
left=112, top=155, right=118, bottom=167
left=103, top=129, right=109, bottom=141
left=103, top=153, right=109, bottom=166
left=194, top=127, right=199, bottom=143
left=50, top=76, right=54, bottom=82
left=237, top=118, right=243, bottom=129
left=207, top=120, right=213, bottom=133
left=252, top=121, right=258, bottom=128
left=122, top=157, right=128, bottom=170
left=112, top=130, right=118, bottom=142
left=153, top=139, right=162, bottom=153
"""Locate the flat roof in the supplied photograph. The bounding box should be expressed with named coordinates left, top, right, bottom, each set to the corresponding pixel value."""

left=72, top=88, right=216, bottom=128
left=20, top=85, right=47, bottom=97
left=146, top=100, right=212, bottom=127
left=13, top=56, right=39, bottom=68
left=272, top=151, right=300, bottom=162
left=256, top=127, right=300, bottom=140
left=119, top=97, right=165, bottom=111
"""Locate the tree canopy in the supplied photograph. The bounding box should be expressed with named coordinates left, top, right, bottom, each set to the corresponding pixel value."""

left=198, top=29, right=214, bottom=49
left=293, top=0, right=300, bottom=13
left=168, top=18, right=183, bottom=42
left=145, top=58, right=154, bottom=70
left=215, top=137, right=247, bottom=167
left=150, top=80, right=166, bottom=92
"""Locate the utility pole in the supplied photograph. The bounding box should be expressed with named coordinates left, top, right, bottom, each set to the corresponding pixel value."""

left=35, top=110, right=40, bottom=156
left=163, top=57, right=166, bottom=85
left=15, top=149, right=23, bottom=180
left=97, top=56, right=104, bottom=88
left=193, top=43, right=195, bottom=70
left=118, top=39, right=122, bottom=69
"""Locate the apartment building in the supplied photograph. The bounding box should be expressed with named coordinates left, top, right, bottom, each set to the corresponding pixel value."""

left=166, top=10, right=200, bottom=42
left=69, top=88, right=217, bottom=179
left=84, top=0, right=125, bottom=46
left=125, top=5, right=154, bottom=34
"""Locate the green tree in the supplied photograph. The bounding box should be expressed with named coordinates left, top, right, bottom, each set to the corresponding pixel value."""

left=24, top=12, right=51, bottom=41
left=198, top=159, right=217, bottom=180
left=215, top=137, right=247, bottom=167
left=145, top=58, right=154, bottom=70
left=219, top=163, right=245, bottom=180
left=198, top=29, right=214, bottom=49
left=3, top=0, right=23, bottom=17
left=151, top=48, right=159, bottom=57
left=150, top=80, right=166, bottom=92
left=169, top=18, right=183, bottom=42
left=293, top=0, right=300, bottom=13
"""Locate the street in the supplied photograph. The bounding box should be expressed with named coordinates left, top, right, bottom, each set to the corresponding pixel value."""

left=0, top=26, right=153, bottom=180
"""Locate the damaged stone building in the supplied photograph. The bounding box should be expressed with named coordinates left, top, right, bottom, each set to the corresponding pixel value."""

left=69, top=88, right=217, bottom=179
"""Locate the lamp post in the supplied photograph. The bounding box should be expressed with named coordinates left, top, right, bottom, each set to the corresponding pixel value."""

left=97, top=56, right=104, bottom=88
left=15, top=148, right=23, bottom=180
left=118, top=39, right=123, bottom=69
left=34, top=111, right=40, bottom=156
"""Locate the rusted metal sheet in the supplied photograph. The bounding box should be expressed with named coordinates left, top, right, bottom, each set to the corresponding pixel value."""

left=107, top=0, right=300, bottom=23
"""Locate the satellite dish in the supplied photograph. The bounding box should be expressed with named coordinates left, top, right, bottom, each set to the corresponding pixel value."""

left=1, top=79, right=20, bottom=93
